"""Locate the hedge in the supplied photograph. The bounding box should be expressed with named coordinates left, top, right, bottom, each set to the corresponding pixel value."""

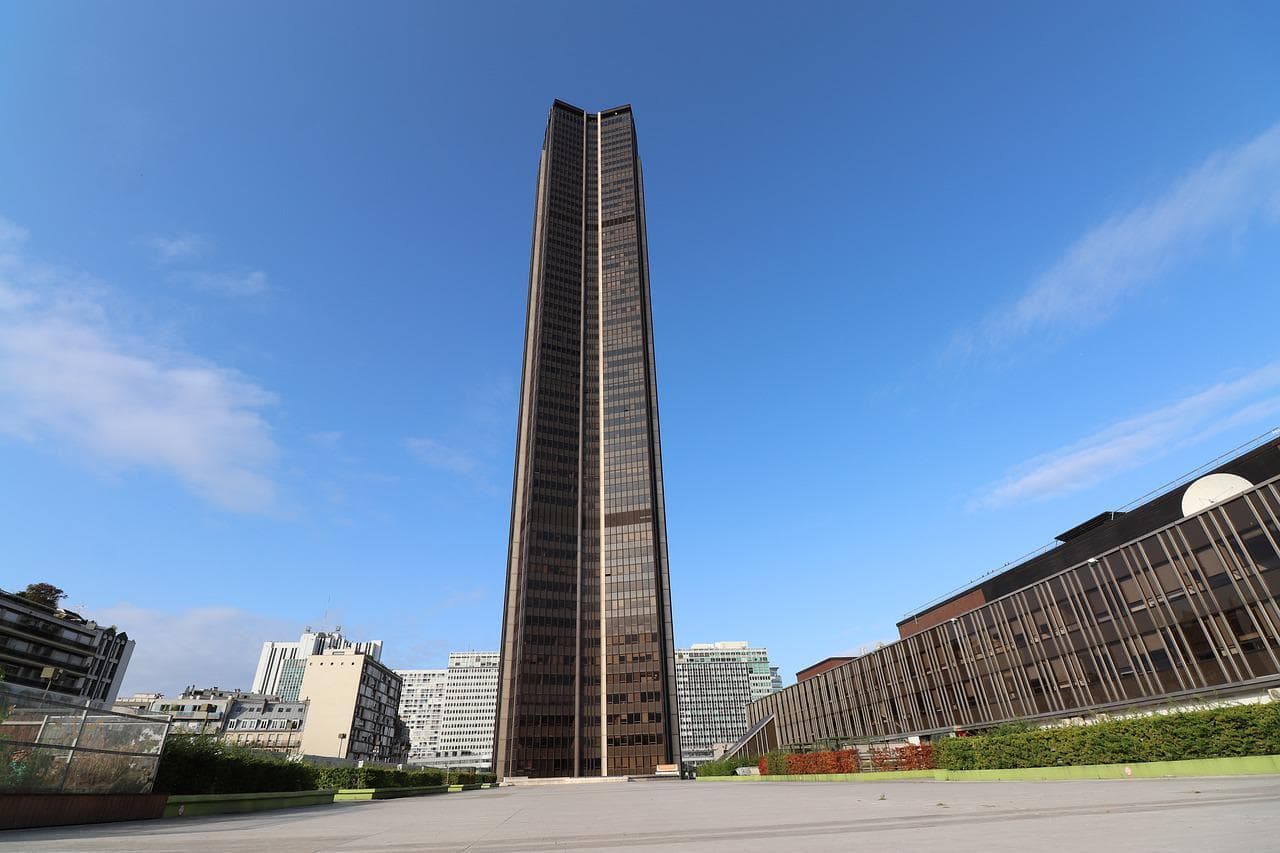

left=154, top=737, right=317, bottom=795
left=697, top=754, right=760, bottom=777
left=750, top=746, right=933, bottom=775
left=154, top=736, right=495, bottom=795
left=785, top=749, right=860, bottom=775
left=935, top=703, right=1280, bottom=771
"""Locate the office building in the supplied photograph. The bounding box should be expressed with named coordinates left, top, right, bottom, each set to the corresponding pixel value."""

left=736, top=439, right=1280, bottom=756
left=397, top=668, right=447, bottom=764
left=398, top=652, right=499, bottom=769
left=496, top=100, right=680, bottom=778
left=437, top=652, right=499, bottom=768
left=0, top=588, right=134, bottom=707
left=675, top=642, right=781, bottom=765
left=298, top=648, right=407, bottom=764
left=252, top=628, right=382, bottom=701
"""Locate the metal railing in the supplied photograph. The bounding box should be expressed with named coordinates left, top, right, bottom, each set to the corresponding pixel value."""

left=0, top=680, right=170, bottom=794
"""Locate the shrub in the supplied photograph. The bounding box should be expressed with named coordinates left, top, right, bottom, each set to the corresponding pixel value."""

left=153, top=736, right=318, bottom=795
left=758, top=750, right=789, bottom=776
left=784, top=749, right=860, bottom=775
left=697, top=754, right=759, bottom=777
left=934, top=703, right=1280, bottom=771
left=867, top=746, right=895, bottom=772
left=896, top=743, right=934, bottom=770
left=311, top=765, right=448, bottom=789
left=154, top=736, right=495, bottom=794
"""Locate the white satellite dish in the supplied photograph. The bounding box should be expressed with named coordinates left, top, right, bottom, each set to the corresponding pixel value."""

left=1181, top=473, right=1254, bottom=517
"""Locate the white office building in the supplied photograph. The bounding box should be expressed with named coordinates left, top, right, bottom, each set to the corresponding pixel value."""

left=252, top=628, right=382, bottom=702
left=676, top=641, right=782, bottom=765
left=396, top=651, right=498, bottom=769
left=397, top=668, right=447, bottom=764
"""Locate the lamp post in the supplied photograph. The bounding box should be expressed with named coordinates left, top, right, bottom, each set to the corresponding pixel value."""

left=337, top=732, right=347, bottom=760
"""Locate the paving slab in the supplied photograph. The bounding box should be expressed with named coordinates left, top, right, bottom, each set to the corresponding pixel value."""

left=6, top=777, right=1280, bottom=852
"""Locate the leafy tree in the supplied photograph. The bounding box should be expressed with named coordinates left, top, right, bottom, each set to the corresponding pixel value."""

left=16, top=583, right=66, bottom=609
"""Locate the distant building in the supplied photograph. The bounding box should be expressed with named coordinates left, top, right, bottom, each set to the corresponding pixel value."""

left=0, top=587, right=134, bottom=707
left=298, top=648, right=407, bottom=764
left=112, top=692, right=164, bottom=715
left=396, top=668, right=446, bottom=764
left=396, top=652, right=499, bottom=769
left=252, top=628, right=382, bottom=701
left=676, top=642, right=782, bottom=765
left=116, top=687, right=307, bottom=754
left=141, top=686, right=258, bottom=735
left=223, top=695, right=307, bottom=753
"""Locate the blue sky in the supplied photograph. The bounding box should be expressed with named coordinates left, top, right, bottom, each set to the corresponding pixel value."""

left=3, top=2, right=1280, bottom=695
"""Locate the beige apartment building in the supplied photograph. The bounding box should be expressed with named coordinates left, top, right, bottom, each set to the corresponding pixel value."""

left=298, top=648, right=408, bottom=764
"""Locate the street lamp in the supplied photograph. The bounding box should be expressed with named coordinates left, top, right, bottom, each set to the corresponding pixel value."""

left=337, top=732, right=347, bottom=759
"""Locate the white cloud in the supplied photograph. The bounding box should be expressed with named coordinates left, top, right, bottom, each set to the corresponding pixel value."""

left=976, top=362, right=1280, bottom=508
left=177, top=269, right=270, bottom=297
left=308, top=430, right=344, bottom=449
left=404, top=436, right=477, bottom=474
left=98, top=603, right=295, bottom=696
left=0, top=216, right=279, bottom=513
left=956, top=122, right=1280, bottom=354
left=141, top=231, right=211, bottom=264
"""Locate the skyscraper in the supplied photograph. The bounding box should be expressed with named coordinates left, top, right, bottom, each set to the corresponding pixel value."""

left=496, top=101, right=680, bottom=778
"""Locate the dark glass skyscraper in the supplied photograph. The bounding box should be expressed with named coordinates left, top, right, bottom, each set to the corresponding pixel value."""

left=495, top=101, right=680, bottom=778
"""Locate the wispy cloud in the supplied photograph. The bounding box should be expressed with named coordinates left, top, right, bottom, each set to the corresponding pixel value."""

left=140, top=231, right=212, bottom=264
left=98, top=602, right=295, bottom=695
left=0, top=216, right=279, bottom=513
left=308, top=430, right=344, bottom=449
left=175, top=269, right=270, bottom=297
left=955, top=122, right=1280, bottom=356
left=405, top=436, right=478, bottom=474
left=139, top=230, right=269, bottom=297
left=975, top=363, right=1280, bottom=509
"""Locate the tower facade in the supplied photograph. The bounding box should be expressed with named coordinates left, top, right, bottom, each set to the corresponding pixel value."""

left=496, top=100, right=680, bottom=777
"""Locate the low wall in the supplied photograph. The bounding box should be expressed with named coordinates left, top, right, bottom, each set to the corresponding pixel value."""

left=935, top=754, right=1280, bottom=781
left=698, top=770, right=935, bottom=783
left=163, top=789, right=337, bottom=818
left=697, top=754, right=1280, bottom=783
left=0, top=793, right=168, bottom=830
left=335, top=785, right=449, bottom=801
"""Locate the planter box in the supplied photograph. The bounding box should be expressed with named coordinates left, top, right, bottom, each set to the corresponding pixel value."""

left=163, top=789, right=337, bottom=818
left=935, top=753, right=1280, bottom=781
left=335, top=785, right=449, bottom=801
left=0, top=793, right=168, bottom=830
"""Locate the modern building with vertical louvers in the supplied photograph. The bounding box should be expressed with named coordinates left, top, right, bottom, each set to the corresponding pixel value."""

left=495, top=100, right=680, bottom=778
left=738, top=437, right=1280, bottom=755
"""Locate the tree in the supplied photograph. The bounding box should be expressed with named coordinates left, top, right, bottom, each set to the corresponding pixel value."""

left=16, top=583, right=66, bottom=609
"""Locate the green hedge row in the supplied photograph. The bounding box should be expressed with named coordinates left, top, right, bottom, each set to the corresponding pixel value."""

left=153, top=736, right=494, bottom=795
left=154, top=737, right=316, bottom=794
left=936, top=703, right=1280, bottom=770
left=696, top=754, right=759, bottom=777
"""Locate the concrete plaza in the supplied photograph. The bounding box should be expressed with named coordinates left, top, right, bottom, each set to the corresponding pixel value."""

left=8, top=776, right=1280, bottom=851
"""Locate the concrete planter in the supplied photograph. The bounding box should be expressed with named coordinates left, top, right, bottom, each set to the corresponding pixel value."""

left=696, top=754, right=1280, bottom=783
left=447, top=783, right=483, bottom=792
left=163, top=789, right=337, bottom=818
left=934, top=753, right=1280, bottom=781
left=0, top=793, right=169, bottom=830
left=335, top=785, right=449, bottom=801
